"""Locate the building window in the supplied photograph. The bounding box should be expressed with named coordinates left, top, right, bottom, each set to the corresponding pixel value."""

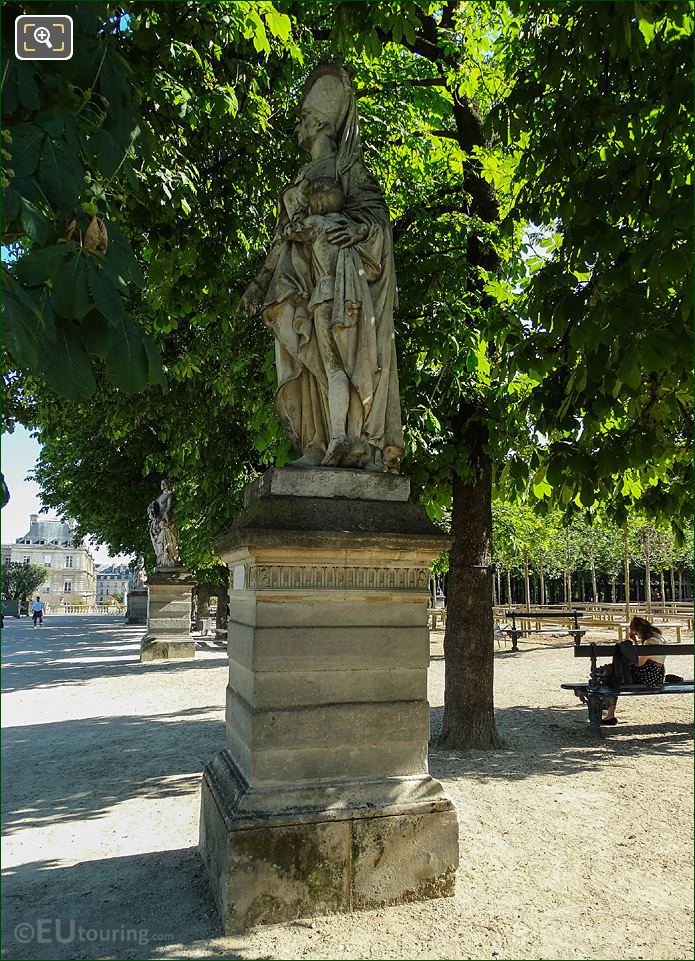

left=3, top=556, right=9, bottom=565
left=63, top=580, right=72, bottom=593
left=43, top=554, right=52, bottom=567
left=65, top=556, right=73, bottom=568
left=44, top=583, right=51, bottom=592
left=23, top=555, right=30, bottom=565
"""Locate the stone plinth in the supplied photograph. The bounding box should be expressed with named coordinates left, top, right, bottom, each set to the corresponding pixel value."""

left=140, top=568, right=196, bottom=662
left=199, top=468, right=458, bottom=932
left=127, top=588, right=148, bottom=625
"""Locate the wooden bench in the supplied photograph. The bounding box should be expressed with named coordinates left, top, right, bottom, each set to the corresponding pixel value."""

left=428, top=608, right=446, bottom=630
left=501, top=610, right=586, bottom=652
left=561, top=642, right=694, bottom=734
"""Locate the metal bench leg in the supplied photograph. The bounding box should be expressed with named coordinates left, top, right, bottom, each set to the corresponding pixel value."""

left=510, top=629, right=521, bottom=652
left=587, top=694, right=603, bottom=735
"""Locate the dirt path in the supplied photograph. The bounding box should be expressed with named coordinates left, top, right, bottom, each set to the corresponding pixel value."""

left=2, top=615, right=692, bottom=960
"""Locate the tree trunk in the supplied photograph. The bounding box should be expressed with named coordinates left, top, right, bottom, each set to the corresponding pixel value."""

left=678, top=568, right=683, bottom=600
left=659, top=569, right=665, bottom=609
left=440, top=455, right=499, bottom=750
left=644, top=532, right=652, bottom=614
left=497, top=568, right=502, bottom=608
left=539, top=563, right=545, bottom=606
left=523, top=550, right=530, bottom=612
left=591, top=559, right=597, bottom=602
left=506, top=569, right=512, bottom=608
left=216, top=580, right=229, bottom=632
left=194, top=583, right=212, bottom=632
left=611, top=576, right=616, bottom=603
left=580, top=577, right=585, bottom=602
left=669, top=568, right=676, bottom=603
left=623, top=531, right=630, bottom=622
left=492, top=569, right=497, bottom=607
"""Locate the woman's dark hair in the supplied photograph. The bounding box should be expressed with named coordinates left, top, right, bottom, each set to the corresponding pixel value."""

left=629, top=615, right=663, bottom=641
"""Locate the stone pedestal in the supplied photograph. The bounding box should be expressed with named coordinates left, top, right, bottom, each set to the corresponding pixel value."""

left=127, top=588, right=148, bottom=625
left=199, top=467, right=459, bottom=932
left=140, top=568, right=196, bottom=662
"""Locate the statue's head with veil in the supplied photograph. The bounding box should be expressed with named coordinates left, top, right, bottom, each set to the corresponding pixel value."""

left=239, top=63, right=404, bottom=473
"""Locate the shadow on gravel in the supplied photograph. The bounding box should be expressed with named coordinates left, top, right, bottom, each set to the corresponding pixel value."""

left=2, top=848, right=272, bottom=961
left=428, top=703, right=694, bottom=784
left=2, top=706, right=225, bottom=833
left=1, top=616, right=226, bottom=693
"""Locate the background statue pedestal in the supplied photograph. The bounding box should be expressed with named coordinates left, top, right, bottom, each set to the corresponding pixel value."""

left=199, top=468, right=459, bottom=932
left=140, top=568, right=196, bottom=662
left=126, top=588, right=148, bottom=625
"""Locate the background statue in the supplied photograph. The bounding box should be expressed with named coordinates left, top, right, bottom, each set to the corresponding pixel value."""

left=147, top=479, right=180, bottom=568
left=132, top=555, right=146, bottom=589
left=239, top=63, right=404, bottom=472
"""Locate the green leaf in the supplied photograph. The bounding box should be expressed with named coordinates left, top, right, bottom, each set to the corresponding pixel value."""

left=264, top=9, right=291, bottom=42
left=9, top=124, right=44, bottom=179
left=79, top=311, right=112, bottom=359
left=17, top=64, right=40, bottom=111
left=47, top=321, right=97, bottom=399
left=88, top=267, right=125, bottom=324
left=38, top=138, right=82, bottom=207
left=19, top=197, right=50, bottom=244
left=52, top=254, right=91, bottom=320
left=2, top=188, right=21, bottom=227
left=14, top=245, right=69, bottom=285
left=105, top=221, right=145, bottom=287
left=2, top=269, right=44, bottom=370
left=104, top=315, right=149, bottom=392
left=144, top=336, right=167, bottom=389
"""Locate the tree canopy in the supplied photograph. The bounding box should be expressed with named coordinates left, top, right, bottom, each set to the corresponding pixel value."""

left=2, top=561, right=48, bottom=601
left=4, top=0, right=692, bottom=750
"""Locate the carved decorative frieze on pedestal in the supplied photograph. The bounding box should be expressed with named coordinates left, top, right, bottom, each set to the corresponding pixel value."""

left=198, top=467, right=459, bottom=932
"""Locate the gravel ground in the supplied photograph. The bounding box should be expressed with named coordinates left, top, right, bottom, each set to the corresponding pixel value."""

left=2, top=614, right=693, bottom=961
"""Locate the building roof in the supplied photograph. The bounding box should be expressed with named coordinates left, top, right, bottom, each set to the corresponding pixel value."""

left=15, top=514, right=75, bottom=546
left=96, top=563, right=132, bottom=577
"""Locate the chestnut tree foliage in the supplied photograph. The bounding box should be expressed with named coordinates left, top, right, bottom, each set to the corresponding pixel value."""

left=6, top=1, right=692, bottom=749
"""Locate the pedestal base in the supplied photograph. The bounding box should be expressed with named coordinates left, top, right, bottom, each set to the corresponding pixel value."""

left=140, top=637, right=196, bottom=661
left=199, top=467, right=458, bottom=929
left=199, top=751, right=457, bottom=933
left=127, top=588, right=148, bottom=625
left=140, top=568, right=195, bottom=663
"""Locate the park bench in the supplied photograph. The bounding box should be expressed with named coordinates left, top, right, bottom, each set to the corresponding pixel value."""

left=561, top=642, right=694, bottom=734
left=501, top=609, right=586, bottom=652
left=428, top=607, right=446, bottom=630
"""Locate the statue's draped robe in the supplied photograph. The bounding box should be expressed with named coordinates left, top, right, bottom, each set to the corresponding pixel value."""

left=261, top=156, right=404, bottom=461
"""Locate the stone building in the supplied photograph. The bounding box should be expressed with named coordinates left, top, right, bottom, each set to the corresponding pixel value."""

left=2, top=514, right=96, bottom=606
left=96, top=563, right=132, bottom=604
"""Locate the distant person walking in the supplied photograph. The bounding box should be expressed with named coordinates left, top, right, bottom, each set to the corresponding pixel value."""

left=31, top=596, right=43, bottom=628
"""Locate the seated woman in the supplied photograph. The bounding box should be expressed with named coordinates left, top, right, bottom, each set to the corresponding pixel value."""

left=602, top=616, right=666, bottom=725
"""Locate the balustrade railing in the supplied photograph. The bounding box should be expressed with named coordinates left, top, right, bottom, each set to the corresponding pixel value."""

left=50, top=605, right=125, bottom=615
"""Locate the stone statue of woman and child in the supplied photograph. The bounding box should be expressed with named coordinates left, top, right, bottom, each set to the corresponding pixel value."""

left=147, top=479, right=181, bottom=569
left=239, top=62, right=404, bottom=473
left=145, top=65, right=405, bottom=559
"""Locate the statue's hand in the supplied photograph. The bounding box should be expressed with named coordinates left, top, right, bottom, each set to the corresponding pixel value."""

left=325, top=222, right=369, bottom=248
left=281, top=218, right=314, bottom=243
left=238, top=280, right=265, bottom=317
